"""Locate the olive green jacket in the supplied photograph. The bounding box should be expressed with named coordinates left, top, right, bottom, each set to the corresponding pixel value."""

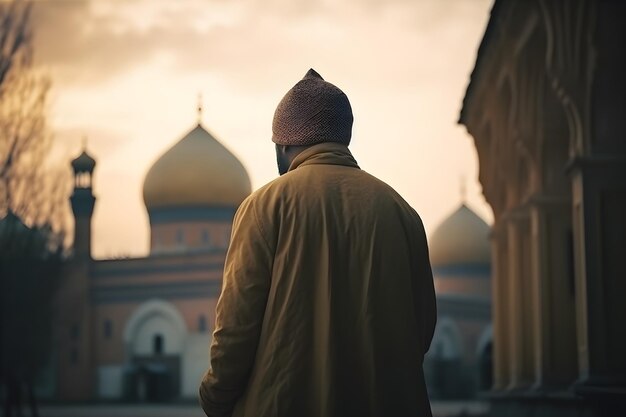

left=200, top=142, right=436, bottom=417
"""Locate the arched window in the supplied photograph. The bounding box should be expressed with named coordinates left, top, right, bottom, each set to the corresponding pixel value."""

left=177, top=229, right=184, bottom=244
left=202, top=230, right=210, bottom=246
left=153, top=334, right=164, bottom=355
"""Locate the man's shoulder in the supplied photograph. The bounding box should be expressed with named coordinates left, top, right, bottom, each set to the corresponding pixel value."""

left=359, top=170, right=420, bottom=212
left=236, top=174, right=290, bottom=214
left=237, top=166, right=422, bottom=225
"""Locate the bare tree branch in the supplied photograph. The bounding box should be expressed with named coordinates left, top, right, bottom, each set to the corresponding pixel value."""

left=0, top=0, right=69, bottom=242
left=0, top=0, right=32, bottom=93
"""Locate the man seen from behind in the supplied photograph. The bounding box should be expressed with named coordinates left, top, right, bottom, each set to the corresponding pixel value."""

left=199, top=68, right=437, bottom=417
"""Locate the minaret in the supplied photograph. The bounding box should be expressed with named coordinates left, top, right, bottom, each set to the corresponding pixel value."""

left=58, top=142, right=97, bottom=401
left=70, top=143, right=96, bottom=258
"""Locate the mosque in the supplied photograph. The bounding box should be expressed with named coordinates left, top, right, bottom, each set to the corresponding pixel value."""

left=50, top=111, right=492, bottom=401
left=424, top=203, right=492, bottom=399
left=54, top=117, right=251, bottom=401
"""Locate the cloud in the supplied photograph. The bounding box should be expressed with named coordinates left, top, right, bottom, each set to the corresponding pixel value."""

left=28, top=0, right=494, bottom=256
left=30, top=0, right=487, bottom=92
left=32, top=0, right=163, bottom=84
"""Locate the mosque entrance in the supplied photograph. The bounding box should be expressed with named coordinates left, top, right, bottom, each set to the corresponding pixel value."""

left=126, top=333, right=180, bottom=402
left=124, top=333, right=181, bottom=401
left=123, top=300, right=188, bottom=402
left=123, top=355, right=180, bottom=402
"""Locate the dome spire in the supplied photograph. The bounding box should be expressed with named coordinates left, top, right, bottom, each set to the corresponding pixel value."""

left=197, top=92, right=203, bottom=125
left=71, top=136, right=96, bottom=173
left=460, top=175, right=467, bottom=204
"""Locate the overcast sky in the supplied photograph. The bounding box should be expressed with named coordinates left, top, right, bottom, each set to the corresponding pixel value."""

left=32, top=0, right=493, bottom=258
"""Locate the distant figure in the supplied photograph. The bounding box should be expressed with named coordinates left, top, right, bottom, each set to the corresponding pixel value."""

left=199, top=69, right=436, bottom=417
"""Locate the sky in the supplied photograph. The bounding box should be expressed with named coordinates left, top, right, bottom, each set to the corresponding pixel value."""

left=31, top=0, right=493, bottom=259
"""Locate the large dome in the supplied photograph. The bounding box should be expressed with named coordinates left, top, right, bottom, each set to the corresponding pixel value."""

left=143, top=124, right=251, bottom=209
left=429, top=204, right=491, bottom=267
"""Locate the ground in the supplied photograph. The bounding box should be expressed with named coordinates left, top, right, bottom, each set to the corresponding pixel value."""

left=38, top=401, right=489, bottom=417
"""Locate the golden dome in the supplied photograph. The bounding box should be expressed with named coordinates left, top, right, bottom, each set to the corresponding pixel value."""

left=143, top=124, right=251, bottom=210
left=429, top=204, right=491, bottom=267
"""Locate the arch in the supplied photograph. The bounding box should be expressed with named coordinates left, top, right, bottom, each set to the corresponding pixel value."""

left=123, top=299, right=187, bottom=354
left=476, top=324, right=493, bottom=356
left=476, top=325, right=494, bottom=391
left=425, top=317, right=468, bottom=399
left=429, top=317, right=463, bottom=360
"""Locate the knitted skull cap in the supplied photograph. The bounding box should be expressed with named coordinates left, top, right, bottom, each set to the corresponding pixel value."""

left=272, top=68, right=353, bottom=146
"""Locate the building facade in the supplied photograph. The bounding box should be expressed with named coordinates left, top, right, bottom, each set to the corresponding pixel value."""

left=54, top=121, right=251, bottom=401
left=460, top=0, right=626, bottom=415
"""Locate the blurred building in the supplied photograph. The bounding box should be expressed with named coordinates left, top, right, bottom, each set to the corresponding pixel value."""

left=460, top=0, right=626, bottom=415
left=53, top=117, right=251, bottom=401
left=424, top=203, right=492, bottom=399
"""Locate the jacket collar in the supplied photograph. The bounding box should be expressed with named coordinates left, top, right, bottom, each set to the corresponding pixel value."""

left=288, top=142, right=360, bottom=173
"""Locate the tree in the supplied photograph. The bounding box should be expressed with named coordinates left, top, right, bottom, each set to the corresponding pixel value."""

left=0, top=1, right=69, bottom=416
left=0, top=0, right=31, bottom=91
left=0, top=214, right=63, bottom=417
left=0, top=0, right=69, bottom=230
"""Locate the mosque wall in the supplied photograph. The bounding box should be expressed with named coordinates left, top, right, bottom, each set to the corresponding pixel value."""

left=91, top=296, right=218, bottom=400
left=84, top=241, right=227, bottom=401
left=167, top=297, right=219, bottom=335
left=433, top=275, right=490, bottom=299
left=181, top=333, right=212, bottom=397
left=150, top=221, right=232, bottom=254
left=92, top=254, right=226, bottom=282
left=54, top=260, right=96, bottom=401
left=92, top=273, right=222, bottom=298
left=94, top=302, right=136, bottom=364
left=90, top=255, right=225, bottom=302
left=97, top=366, right=124, bottom=399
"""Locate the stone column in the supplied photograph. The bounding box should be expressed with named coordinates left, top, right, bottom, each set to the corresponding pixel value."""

left=505, top=210, right=535, bottom=389
left=491, top=222, right=509, bottom=390
left=571, top=158, right=626, bottom=394
left=529, top=196, right=578, bottom=389
left=569, top=0, right=626, bottom=395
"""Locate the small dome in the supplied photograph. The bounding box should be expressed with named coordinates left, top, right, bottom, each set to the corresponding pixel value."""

left=71, top=150, right=96, bottom=172
left=429, top=204, right=491, bottom=267
left=143, top=124, right=251, bottom=210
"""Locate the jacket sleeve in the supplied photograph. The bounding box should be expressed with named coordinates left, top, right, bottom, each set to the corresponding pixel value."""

left=199, top=197, right=273, bottom=417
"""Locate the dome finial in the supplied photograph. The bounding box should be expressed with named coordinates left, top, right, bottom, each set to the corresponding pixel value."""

left=82, top=135, right=88, bottom=150
left=460, top=175, right=467, bottom=204
left=197, top=92, right=203, bottom=125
